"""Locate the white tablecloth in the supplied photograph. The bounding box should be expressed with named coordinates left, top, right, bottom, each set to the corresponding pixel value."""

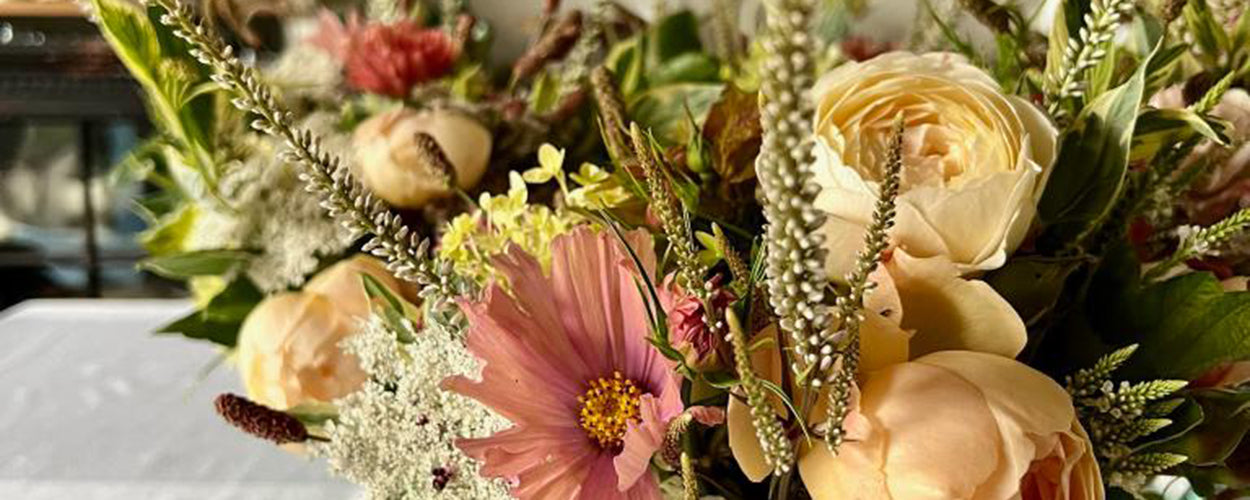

left=0, top=299, right=360, bottom=500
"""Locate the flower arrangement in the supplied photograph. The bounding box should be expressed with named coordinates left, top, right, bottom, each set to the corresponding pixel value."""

left=90, top=0, right=1250, bottom=498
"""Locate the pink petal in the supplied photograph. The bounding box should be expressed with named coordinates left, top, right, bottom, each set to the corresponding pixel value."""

left=614, top=395, right=666, bottom=491
left=587, top=454, right=662, bottom=500
left=689, top=406, right=727, bottom=426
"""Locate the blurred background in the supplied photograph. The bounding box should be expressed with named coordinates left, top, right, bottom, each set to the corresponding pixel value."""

left=0, top=1, right=164, bottom=308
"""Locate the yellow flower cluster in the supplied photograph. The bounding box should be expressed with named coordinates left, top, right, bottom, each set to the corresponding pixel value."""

left=438, top=172, right=580, bottom=285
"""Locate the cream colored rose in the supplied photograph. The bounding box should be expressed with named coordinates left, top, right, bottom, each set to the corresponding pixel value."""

left=812, top=52, right=1058, bottom=276
left=237, top=256, right=415, bottom=409
left=352, top=107, right=492, bottom=209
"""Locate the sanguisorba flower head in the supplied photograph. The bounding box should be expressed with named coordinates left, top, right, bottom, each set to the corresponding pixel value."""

left=813, top=52, right=1058, bottom=276
left=311, top=11, right=458, bottom=98
left=444, top=226, right=683, bottom=499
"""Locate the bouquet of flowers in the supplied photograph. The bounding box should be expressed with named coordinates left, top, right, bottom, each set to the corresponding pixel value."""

left=92, top=0, right=1250, bottom=498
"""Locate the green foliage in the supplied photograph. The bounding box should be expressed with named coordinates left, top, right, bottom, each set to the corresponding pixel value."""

left=1183, top=0, right=1231, bottom=65
left=139, top=249, right=253, bottom=280
left=1131, top=107, right=1228, bottom=163
left=628, top=83, right=725, bottom=147
left=360, top=274, right=420, bottom=343
left=91, top=0, right=221, bottom=178
left=604, top=10, right=718, bottom=100
left=1037, top=48, right=1151, bottom=250
left=1144, top=208, right=1250, bottom=282
left=700, top=86, right=762, bottom=185
left=1112, top=270, right=1250, bottom=380
left=1066, top=345, right=1189, bottom=493
left=156, top=277, right=262, bottom=346
left=1140, top=44, right=1188, bottom=100
left=1167, top=388, right=1250, bottom=466
left=138, top=203, right=198, bottom=256
left=601, top=10, right=725, bottom=149
left=1166, top=387, right=1250, bottom=498
left=1044, top=243, right=1250, bottom=382
left=984, top=256, right=1084, bottom=328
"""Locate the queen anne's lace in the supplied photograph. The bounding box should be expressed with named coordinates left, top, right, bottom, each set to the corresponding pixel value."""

left=186, top=112, right=355, bottom=292
left=313, top=316, right=510, bottom=500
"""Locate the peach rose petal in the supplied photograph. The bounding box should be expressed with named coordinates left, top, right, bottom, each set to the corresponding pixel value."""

left=727, top=397, right=772, bottom=483
left=304, top=255, right=417, bottom=319
left=802, top=361, right=1003, bottom=500
left=888, top=251, right=1027, bottom=359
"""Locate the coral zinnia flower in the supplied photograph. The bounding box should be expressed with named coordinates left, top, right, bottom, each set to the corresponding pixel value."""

left=445, top=227, right=683, bottom=499
left=311, top=11, right=458, bottom=98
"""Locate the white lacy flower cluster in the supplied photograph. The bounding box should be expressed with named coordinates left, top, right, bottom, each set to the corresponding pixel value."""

left=187, top=112, right=356, bottom=292
left=313, top=315, right=511, bottom=500
left=265, top=45, right=343, bottom=103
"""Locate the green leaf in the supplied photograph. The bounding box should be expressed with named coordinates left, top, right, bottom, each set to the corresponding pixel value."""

left=1234, top=5, right=1250, bottom=65
left=1138, top=397, right=1205, bottom=451
left=628, top=83, right=724, bottom=146
left=156, top=309, right=241, bottom=346
left=528, top=70, right=563, bottom=114
left=993, top=34, right=1026, bottom=90
left=1183, top=0, right=1230, bottom=61
left=92, top=0, right=219, bottom=179
left=1114, top=272, right=1250, bottom=380
left=1131, top=107, right=1228, bottom=162
left=1037, top=46, right=1152, bottom=247
left=361, top=274, right=419, bottom=342
left=649, top=52, right=721, bottom=86
left=1085, top=41, right=1118, bottom=103
left=201, top=277, right=262, bottom=324
left=1142, top=44, right=1187, bottom=99
left=648, top=11, right=704, bottom=66
left=605, top=35, right=646, bottom=98
left=1043, top=0, right=1072, bottom=94
left=138, top=203, right=197, bottom=256
left=703, top=370, right=741, bottom=389
left=139, top=249, right=252, bottom=279
left=1164, top=388, right=1250, bottom=465
left=91, top=0, right=161, bottom=86
left=985, top=256, right=1084, bottom=327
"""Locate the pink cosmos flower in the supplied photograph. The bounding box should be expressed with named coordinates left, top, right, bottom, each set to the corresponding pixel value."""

left=444, top=227, right=684, bottom=499
left=311, top=11, right=459, bottom=98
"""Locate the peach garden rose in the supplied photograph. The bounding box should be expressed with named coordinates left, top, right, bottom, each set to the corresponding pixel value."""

left=236, top=256, right=415, bottom=410
left=799, top=351, right=1103, bottom=500
left=727, top=251, right=1034, bottom=482
left=812, top=52, right=1058, bottom=277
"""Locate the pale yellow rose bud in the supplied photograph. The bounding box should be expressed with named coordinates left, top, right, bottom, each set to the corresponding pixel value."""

left=352, top=107, right=492, bottom=209
left=812, top=52, right=1058, bottom=276
left=236, top=292, right=367, bottom=410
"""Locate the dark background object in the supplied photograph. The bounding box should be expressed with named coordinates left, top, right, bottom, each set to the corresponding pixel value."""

left=0, top=3, right=179, bottom=310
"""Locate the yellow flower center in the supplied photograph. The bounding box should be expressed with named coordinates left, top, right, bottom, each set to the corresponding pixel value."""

left=577, top=372, right=643, bottom=449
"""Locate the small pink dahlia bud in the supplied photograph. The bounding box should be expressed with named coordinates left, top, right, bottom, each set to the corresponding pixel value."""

left=665, top=276, right=735, bottom=371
